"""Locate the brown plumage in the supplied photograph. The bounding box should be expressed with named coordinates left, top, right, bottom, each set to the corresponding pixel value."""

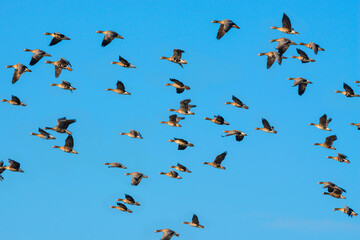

left=313, top=135, right=337, bottom=150
left=291, top=48, right=315, bottom=63
left=258, top=51, right=287, bottom=69
left=183, top=214, right=204, bottom=228
left=44, top=117, right=76, bottom=134
left=255, top=118, right=277, bottom=133
left=1, top=95, right=26, bottom=106
left=44, top=32, right=70, bottom=46
left=52, top=135, right=78, bottom=154
left=309, top=114, right=332, bottom=131
left=5, top=63, right=31, bottom=84
left=96, top=30, right=124, bottom=47
left=169, top=138, right=194, bottom=150
left=45, top=58, right=72, bottom=78
left=270, top=13, right=299, bottom=34
left=327, top=153, right=350, bottom=164
left=24, top=49, right=51, bottom=66
left=160, top=49, right=187, bottom=68
left=203, top=151, right=227, bottom=170
left=211, top=19, right=240, bottom=39
left=204, top=115, right=229, bottom=125
left=225, top=95, right=248, bottom=109
left=111, top=56, right=136, bottom=68
left=106, top=81, right=131, bottom=95
left=335, top=83, right=360, bottom=97
left=298, top=42, right=325, bottom=54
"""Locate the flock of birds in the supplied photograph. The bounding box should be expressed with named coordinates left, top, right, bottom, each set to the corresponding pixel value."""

left=1, top=12, right=359, bottom=239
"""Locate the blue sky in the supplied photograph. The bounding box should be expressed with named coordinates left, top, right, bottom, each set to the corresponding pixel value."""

left=1, top=1, right=359, bottom=239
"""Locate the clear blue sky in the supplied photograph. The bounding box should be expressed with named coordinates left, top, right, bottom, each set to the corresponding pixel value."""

left=1, top=1, right=359, bottom=239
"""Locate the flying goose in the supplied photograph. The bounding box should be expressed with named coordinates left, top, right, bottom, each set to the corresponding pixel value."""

left=154, top=229, right=179, bottom=240
left=44, top=32, right=70, bottom=46
left=110, top=202, right=132, bottom=213
left=160, top=49, right=187, bottom=68
left=165, top=79, right=190, bottom=94
left=349, top=123, right=360, bottom=130
left=183, top=214, right=204, bottom=228
left=159, top=170, right=182, bottom=179
left=5, top=63, right=31, bottom=84
left=335, top=83, right=360, bottom=97
left=44, top=117, right=76, bottom=134
left=169, top=99, right=195, bottom=115
left=96, top=30, right=124, bottom=47
left=287, top=77, right=313, bottom=95
left=160, top=114, right=185, bottom=127
left=309, top=114, right=332, bottom=131
left=106, top=81, right=131, bottom=95
left=104, top=162, right=127, bottom=169
left=258, top=51, right=287, bottom=69
left=50, top=80, right=76, bottom=92
left=0, top=159, right=24, bottom=173
left=319, top=182, right=346, bottom=199
left=270, top=13, right=299, bottom=34
left=225, top=95, right=249, bottom=109
left=23, top=49, right=51, bottom=66
left=327, top=153, right=350, bottom=164
left=45, top=58, right=72, bottom=78
left=203, top=151, right=227, bottom=170
left=111, top=56, right=136, bottom=68
left=298, top=42, right=325, bottom=54
left=333, top=206, right=358, bottom=217
left=116, top=194, right=140, bottom=206
left=1, top=96, right=26, bottom=106
left=314, top=135, right=337, bottom=150
left=169, top=138, right=194, bottom=150
left=124, top=172, right=148, bottom=186
left=52, top=135, right=78, bottom=154
left=170, top=163, right=191, bottom=173
left=269, top=37, right=296, bottom=55
left=222, top=130, right=247, bottom=142
left=291, top=49, right=315, bottom=63
left=211, top=19, right=240, bottom=39
left=255, top=118, right=277, bottom=133
left=120, top=130, right=143, bottom=139
left=30, top=128, right=56, bottom=140
left=204, top=115, right=229, bottom=125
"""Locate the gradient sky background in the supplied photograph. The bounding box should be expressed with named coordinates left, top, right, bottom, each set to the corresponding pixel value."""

left=1, top=1, right=359, bottom=239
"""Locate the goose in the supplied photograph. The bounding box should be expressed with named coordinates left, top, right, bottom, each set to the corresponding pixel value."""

left=211, top=19, right=240, bottom=39
left=5, top=63, right=31, bottom=84
left=50, top=80, right=76, bottom=92
left=120, top=130, right=143, bottom=139
left=327, top=153, right=350, bottom=164
left=0, top=161, right=5, bottom=181
left=169, top=99, right=195, bottom=115
left=44, top=117, right=76, bottom=134
left=45, top=58, right=72, bottom=78
left=203, top=151, right=227, bottom=170
left=270, top=13, right=299, bottom=34
left=335, top=83, right=360, bottom=97
left=291, top=48, right=315, bottom=63
left=314, top=135, right=337, bottom=150
left=298, top=42, right=325, bottom=54
left=183, top=214, right=204, bottom=228
left=320, top=183, right=346, bottom=199
left=333, top=206, right=358, bottom=217
left=309, top=114, right=332, bottom=131
left=124, top=172, right=148, bottom=186
left=23, top=49, right=51, bottom=66
left=160, top=49, right=187, bottom=68
left=111, top=56, right=136, bottom=68
left=116, top=194, right=140, bottom=206
left=0, top=159, right=24, bottom=173
left=44, top=32, right=70, bottom=46
left=106, top=81, right=130, bottom=95
left=169, top=138, right=194, bottom=150
left=287, top=77, right=313, bottom=95
left=222, top=130, right=247, bottom=142
left=319, top=181, right=346, bottom=192
left=159, top=170, right=182, bottom=179
left=349, top=123, right=360, bottom=130
left=104, top=162, right=127, bottom=169
left=204, top=115, right=229, bottom=125
left=52, top=135, right=78, bottom=154
left=160, top=114, right=185, bottom=127
left=225, top=95, right=249, bottom=109
left=154, top=229, right=179, bottom=240
left=1, top=96, right=26, bottom=106
left=165, top=79, right=190, bottom=94
left=96, top=30, right=124, bottom=47
left=170, top=163, right=191, bottom=173
left=30, top=128, right=56, bottom=140
left=258, top=51, right=287, bottom=69
left=255, top=118, right=277, bottom=133
left=269, top=37, right=296, bottom=55
left=110, top=202, right=132, bottom=213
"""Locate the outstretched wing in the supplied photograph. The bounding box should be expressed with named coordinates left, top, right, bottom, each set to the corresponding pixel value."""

left=116, top=81, right=125, bottom=91
left=192, top=214, right=199, bottom=224
left=325, top=135, right=337, bottom=146
left=173, top=49, right=184, bottom=60
left=296, top=48, right=309, bottom=59
left=262, top=118, right=271, bottom=130
left=170, top=78, right=184, bottom=87
left=282, top=13, right=292, bottom=29
left=214, top=151, right=227, bottom=164
left=119, top=56, right=130, bottom=67
left=64, top=135, right=74, bottom=148
left=343, top=83, right=354, bottom=95
left=232, top=95, right=243, bottom=105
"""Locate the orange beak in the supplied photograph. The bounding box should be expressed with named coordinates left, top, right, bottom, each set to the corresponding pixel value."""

left=66, top=67, right=72, bottom=71
left=233, top=25, right=240, bottom=29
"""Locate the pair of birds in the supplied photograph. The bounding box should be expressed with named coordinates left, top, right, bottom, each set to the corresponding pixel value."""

left=110, top=194, right=140, bottom=213
left=0, top=159, right=24, bottom=181
left=155, top=215, right=204, bottom=240
left=159, top=163, right=192, bottom=179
